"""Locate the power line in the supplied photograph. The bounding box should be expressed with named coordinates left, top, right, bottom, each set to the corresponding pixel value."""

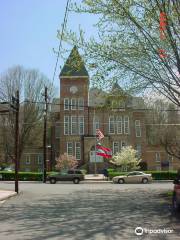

left=51, top=0, right=71, bottom=92
left=21, top=100, right=180, bottom=112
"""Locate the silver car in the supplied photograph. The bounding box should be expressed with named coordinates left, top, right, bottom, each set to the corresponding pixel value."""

left=113, top=171, right=152, bottom=184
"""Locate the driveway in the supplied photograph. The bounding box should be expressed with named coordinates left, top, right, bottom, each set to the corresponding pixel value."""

left=0, top=182, right=179, bottom=240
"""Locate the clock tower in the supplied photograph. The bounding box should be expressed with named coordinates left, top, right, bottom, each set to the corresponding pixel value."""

left=59, top=46, right=89, bottom=164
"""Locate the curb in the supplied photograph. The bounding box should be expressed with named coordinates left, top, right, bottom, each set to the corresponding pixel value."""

left=0, top=191, right=17, bottom=201
left=83, top=180, right=112, bottom=183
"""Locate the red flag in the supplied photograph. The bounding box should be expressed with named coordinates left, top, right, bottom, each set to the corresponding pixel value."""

left=96, top=144, right=112, bottom=159
left=96, top=129, right=104, bottom=141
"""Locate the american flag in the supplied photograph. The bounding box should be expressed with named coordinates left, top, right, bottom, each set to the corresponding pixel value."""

left=96, top=129, right=104, bottom=141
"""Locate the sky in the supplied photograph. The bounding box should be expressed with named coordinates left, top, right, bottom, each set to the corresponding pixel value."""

left=0, top=0, right=99, bottom=95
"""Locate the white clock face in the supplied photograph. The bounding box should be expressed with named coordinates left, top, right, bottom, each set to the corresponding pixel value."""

left=70, top=86, right=78, bottom=94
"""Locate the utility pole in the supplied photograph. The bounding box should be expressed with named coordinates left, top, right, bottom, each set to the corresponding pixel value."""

left=14, top=91, right=19, bottom=193
left=43, top=87, right=48, bottom=183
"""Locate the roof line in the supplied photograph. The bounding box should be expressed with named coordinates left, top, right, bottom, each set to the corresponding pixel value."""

left=60, top=76, right=89, bottom=78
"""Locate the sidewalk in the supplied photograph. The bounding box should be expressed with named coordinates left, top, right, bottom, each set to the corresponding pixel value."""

left=0, top=190, right=17, bottom=201
left=84, top=174, right=105, bottom=180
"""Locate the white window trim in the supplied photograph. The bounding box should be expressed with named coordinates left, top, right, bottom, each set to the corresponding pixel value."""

left=71, top=98, right=76, bottom=110
left=67, top=142, right=73, bottom=156
left=136, top=144, right=141, bottom=157
left=93, top=116, right=100, bottom=135
left=109, top=116, right=115, bottom=134
left=113, top=142, right=119, bottom=155
left=117, top=116, right=122, bottom=134
left=135, top=120, right=141, bottom=137
left=155, top=152, right=161, bottom=162
left=75, top=142, right=81, bottom=160
left=124, top=116, right=130, bottom=135
left=78, top=98, right=84, bottom=110
left=25, top=155, right=31, bottom=165
left=64, top=98, right=69, bottom=110
left=78, top=116, right=84, bottom=135
left=71, top=116, right=77, bottom=135
left=37, top=155, right=43, bottom=165
left=121, top=141, right=127, bottom=149
left=64, top=116, right=69, bottom=135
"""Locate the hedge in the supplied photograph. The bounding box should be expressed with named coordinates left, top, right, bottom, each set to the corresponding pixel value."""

left=0, top=171, right=43, bottom=181
left=107, top=169, right=178, bottom=180
left=0, top=170, right=178, bottom=181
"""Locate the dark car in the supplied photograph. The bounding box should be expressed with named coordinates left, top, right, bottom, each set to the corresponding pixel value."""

left=172, top=178, right=180, bottom=211
left=47, top=169, right=84, bottom=184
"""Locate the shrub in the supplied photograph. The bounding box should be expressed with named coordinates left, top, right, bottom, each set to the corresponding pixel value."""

left=0, top=171, right=43, bottom=181
left=111, top=146, right=141, bottom=171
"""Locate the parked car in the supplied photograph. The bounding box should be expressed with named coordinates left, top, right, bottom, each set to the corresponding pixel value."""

left=172, top=179, right=180, bottom=211
left=3, top=166, right=14, bottom=171
left=47, top=169, right=85, bottom=184
left=112, top=171, right=152, bottom=184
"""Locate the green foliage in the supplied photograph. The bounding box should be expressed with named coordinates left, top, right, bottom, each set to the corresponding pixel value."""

left=62, top=0, right=180, bottom=106
left=0, top=171, right=43, bottom=181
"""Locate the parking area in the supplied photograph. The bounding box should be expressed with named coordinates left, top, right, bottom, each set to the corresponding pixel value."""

left=0, top=182, right=180, bottom=240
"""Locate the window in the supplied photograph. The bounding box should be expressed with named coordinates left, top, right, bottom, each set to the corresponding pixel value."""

left=155, top=152, right=161, bottom=162
left=121, top=141, right=127, bottom=148
left=75, top=142, right=81, bottom=160
left=25, top=155, right=31, bottom=165
left=67, top=142, right=73, bottom=156
left=64, top=98, right=69, bottom=110
left=117, top=116, right=122, bottom=134
left=64, top=116, right=70, bottom=135
left=136, top=144, right=141, bottom=157
left=93, top=117, right=100, bottom=135
left=168, top=155, right=173, bottom=170
left=71, top=116, right=77, bottom=135
left=124, top=116, right=129, bottom=134
left=113, top=142, right=119, bottom=154
left=71, top=99, right=76, bottom=110
left=135, top=120, right=141, bottom=137
left=37, top=154, right=43, bottom=165
left=78, top=116, right=84, bottom=135
left=109, top=116, right=115, bottom=134
left=78, top=98, right=84, bottom=110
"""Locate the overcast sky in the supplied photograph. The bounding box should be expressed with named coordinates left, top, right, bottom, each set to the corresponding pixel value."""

left=0, top=0, right=98, bottom=94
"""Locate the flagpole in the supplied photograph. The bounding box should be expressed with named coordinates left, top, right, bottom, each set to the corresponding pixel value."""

left=94, top=107, right=97, bottom=175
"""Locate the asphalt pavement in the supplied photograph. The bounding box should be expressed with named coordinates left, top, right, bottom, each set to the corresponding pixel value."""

left=0, top=182, right=179, bottom=240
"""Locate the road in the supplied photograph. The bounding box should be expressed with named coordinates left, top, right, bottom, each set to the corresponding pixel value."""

left=0, top=182, right=179, bottom=240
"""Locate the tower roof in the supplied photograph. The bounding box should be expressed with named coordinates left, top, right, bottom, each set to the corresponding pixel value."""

left=60, top=46, right=89, bottom=77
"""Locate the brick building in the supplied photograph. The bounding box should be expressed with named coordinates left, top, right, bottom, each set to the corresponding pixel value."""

left=54, top=46, right=180, bottom=173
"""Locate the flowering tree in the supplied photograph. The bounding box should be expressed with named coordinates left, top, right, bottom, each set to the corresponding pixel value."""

left=111, top=146, right=141, bottom=172
left=55, top=153, right=78, bottom=171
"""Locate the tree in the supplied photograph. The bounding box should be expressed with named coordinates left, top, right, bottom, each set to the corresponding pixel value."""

left=0, top=66, right=53, bottom=162
left=146, top=99, right=180, bottom=160
left=55, top=153, right=78, bottom=171
left=111, top=146, right=141, bottom=171
left=61, top=0, right=180, bottom=106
